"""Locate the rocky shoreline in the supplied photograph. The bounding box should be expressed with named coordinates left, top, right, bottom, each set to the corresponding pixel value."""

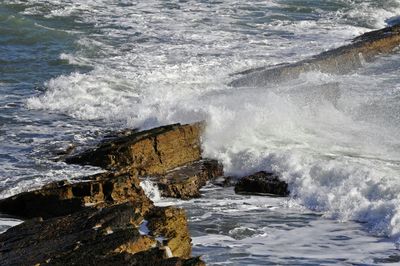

left=0, top=123, right=201, bottom=265
left=2, top=23, right=400, bottom=265
left=0, top=122, right=287, bottom=265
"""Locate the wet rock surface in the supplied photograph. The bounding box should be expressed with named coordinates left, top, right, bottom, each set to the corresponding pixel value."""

left=0, top=202, right=144, bottom=265
left=211, top=176, right=236, bottom=187
left=0, top=123, right=212, bottom=265
left=153, top=159, right=224, bottom=199
left=231, top=24, right=400, bottom=87
left=0, top=171, right=152, bottom=219
left=147, top=206, right=192, bottom=258
left=66, top=123, right=203, bottom=175
left=234, top=171, right=289, bottom=197
left=0, top=202, right=200, bottom=266
left=65, top=122, right=224, bottom=200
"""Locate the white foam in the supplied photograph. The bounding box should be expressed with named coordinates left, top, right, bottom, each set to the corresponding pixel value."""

left=337, top=0, right=400, bottom=28
left=59, top=53, right=90, bottom=66
left=0, top=218, right=23, bottom=234
left=18, top=0, right=400, bottom=244
left=188, top=186, right=399, bottom=264
left=140, top=179, right=161, bottom=202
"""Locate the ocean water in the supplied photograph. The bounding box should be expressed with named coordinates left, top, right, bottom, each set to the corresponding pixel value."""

left=1, top=0, right=400, bottom=265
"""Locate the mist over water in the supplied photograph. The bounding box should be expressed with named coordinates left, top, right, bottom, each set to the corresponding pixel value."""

left=1, top=0, right=400, bottom=264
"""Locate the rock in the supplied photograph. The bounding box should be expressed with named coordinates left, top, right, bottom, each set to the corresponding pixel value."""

left=146, top=206, right=192, bottom=258
left=153, top=159, right=224, bottom=199
left=66, top=123, right=203, bottom=175
left=65, top=123, right=225, bottom=200
left=0, top=202, right=148, bottom=265
left=0, top=202, right=203, bottom=266
left=0, top=171, right=153, bottom=219
left=0, top=122, right=214, bottom=265
left=230, top=24, right=400, bottom=87
left=89, top=249, right=206, bottom=266
left=53, top=144, right=76, bottom=161
left=234, top=171, right=289, bottom=196
left=211, top=176, right=235, bottom=187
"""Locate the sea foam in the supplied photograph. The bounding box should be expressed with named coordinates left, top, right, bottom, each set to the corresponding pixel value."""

left=22, top=0, right=400, bottom=242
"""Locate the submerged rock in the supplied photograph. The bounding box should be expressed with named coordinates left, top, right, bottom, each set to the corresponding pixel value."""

left=234, top=171, right=289, bottom=196
left=0, top=202, right=202, bottom=266
left=154, top=159, right=224, bottom=199
left=0, top=171, right=152, bottom=219
left=230, top=24, right=400, bottom=87
left=66, top=123, right=203, bottom=175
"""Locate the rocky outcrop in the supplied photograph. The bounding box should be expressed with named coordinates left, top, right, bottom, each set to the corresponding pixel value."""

left=0, top=171, right=152, bottom=219
left=153, top=159, right=223, bottom=199
left=65, top=122, right=224, bottom=200
left=0, top=202, right=202, bottom=266
left=230, top=24, right=400, bottom=87
left=66, top=123, right=203, bottom=175
left=0, top=122, right=217, bottom=265
left=234, top=171, right=289, bottom=196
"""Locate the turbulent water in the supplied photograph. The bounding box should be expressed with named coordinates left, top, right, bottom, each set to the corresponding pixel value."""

left=1, top=0, right=400, bottom=265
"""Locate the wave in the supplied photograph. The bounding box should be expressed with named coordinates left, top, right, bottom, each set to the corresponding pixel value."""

left=16, top=0, right=400, bottom=242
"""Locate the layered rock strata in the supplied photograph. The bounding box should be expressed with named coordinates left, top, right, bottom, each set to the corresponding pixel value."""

left=0, top=172, right=152, bottom=219
left=152, top=159, right=224, bottom=199
left=65, top=123, right=224, bottom=200
left=0, top=122, right=217, bottom=265
left=0, top=202, right=203, bottom=266
left=66, top=123, right=203, bottom=175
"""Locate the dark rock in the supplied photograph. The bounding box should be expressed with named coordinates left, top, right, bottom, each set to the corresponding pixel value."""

left=87, top=249, right=206, bottom=266
left=230, top=24, right=400, bottom=87
left=153, top=159, right=224, bottom=199
left=0, top=171, right=153, bottom=219
left=53, top=144, right=76, bottom=161
left=234, top=171, right=289, bottom=196
left=0, top=202, right=203, bottom=266
left=211, top=176, right=236, bottom=187
left=66, top=123, right=203, bottom=175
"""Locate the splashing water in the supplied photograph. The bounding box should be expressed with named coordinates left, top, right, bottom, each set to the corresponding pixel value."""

left=140, top=179, right=162, bottom=202
left=1, top=0, right=400, bottom=264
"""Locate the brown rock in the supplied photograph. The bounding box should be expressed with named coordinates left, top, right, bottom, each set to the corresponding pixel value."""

left=66, top=123, right=203, bottom=175
left=0, top=122, right=213, bottom=265
left=0, top=172, right=152, bottom=219
left=146, top=206, right=192, bottom=259
left=234, top=171, right=289, bottom=196
left=154, top=159, right=224, bottom=199
left=0, top=202, right=149, bottom=265
left=231, top=24, right=400, bottom=87
left=0, top=202, right=204, bottom=266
